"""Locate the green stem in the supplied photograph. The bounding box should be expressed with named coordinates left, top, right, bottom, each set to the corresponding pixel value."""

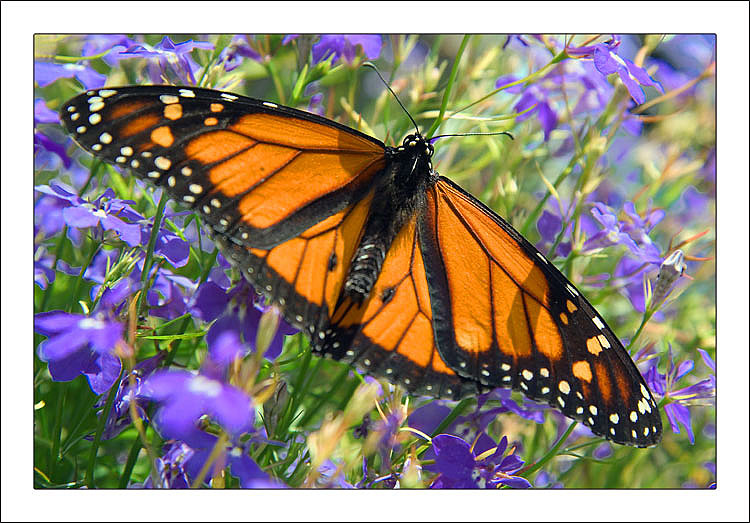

left=85, top=369, right=123, bottom=488
left=136, top=192, right=168, bottom=317
left=521, top=421, right=577, bottom=478
left=117, top=315, right=193, bottom=487
left=266, top=61, right=286, bottom=105
left=67, top=241, right=100, bottom=313
left=628, top=309, right=655, bottom=351
left=425, top=35, right=470, bottom=139
left=47, top=383, right=67, bottom=480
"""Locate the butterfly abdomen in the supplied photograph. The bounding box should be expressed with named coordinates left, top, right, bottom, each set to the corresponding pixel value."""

left=344, top=136, right=436, bottom=302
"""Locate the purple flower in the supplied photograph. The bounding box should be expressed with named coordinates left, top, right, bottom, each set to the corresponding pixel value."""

left=139, top=441, right=193, bottom=488
left=497, top=75, right=558, bottom=141
left=369, top=408, right=407, bottom=469
left=35, top=61, right=106, bottom=89
left=138, top=365, right=283, bottom=488
left=34, top=131, right=72, bottom=171
left=311, top=35, right=382, bottom=65
left=139, top=437, right=277, bottom=489
left=535, top=198, right=576, bottom=258
left=218, top=35, right=263, bottom=71
left=567, top=37, right=663, bottom=104
left=586, top=202, right=642, bottom=253
left=139, top=222, right=190, bottom=268
left=316, top=460, right=355, bottom=488
left=35, top=185, right=143, bottom=246
left=644, top=346, right=715, bottom=444
left=35, top=311, right=124, bottom=394
left=534, top=470, right=564, bottom=488
left=621, top=202, right=665, bottom=256
left=34, top=254, right=56, bottom=290
left=182, top=436, right=278, bottom=489
left=34, top=99, right=71, bottom=171
left=192, top=277, right=297, bottom=361
left=431, top=434, right=530, bottom=489
left=141, top=369, right=254, bottom=446
left=121, top=36, right=213, bottom=85
left=676, top=185, right=712, bottom=225
left=94, top=352, right=165, bottom=440
left=584, top=201, right=664, bottom=265
left=35, top=98, right=60, bottom=124
left=80, top=34, right=138, bottom=67
left=614, top=255, right=651, bottom=313
left=81, top=249, right=194, bottom=319
left=480, top=388, right=549, bottom=424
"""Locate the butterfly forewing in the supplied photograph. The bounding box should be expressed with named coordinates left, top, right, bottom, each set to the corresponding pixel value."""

left=60, top=86, right=386, bottom=250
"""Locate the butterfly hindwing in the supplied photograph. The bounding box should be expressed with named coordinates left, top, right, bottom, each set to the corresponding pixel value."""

left=216, top=191, right=374, bottom=335
left=318, top=214, right=478, bottom=399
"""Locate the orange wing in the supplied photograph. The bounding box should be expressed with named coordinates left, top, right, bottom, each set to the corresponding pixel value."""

left=318, top=214, right=478, bottom=399
left=217, top=191, right=374, bottom=332
left=417, top=178, right=661, bottom=446
left=60, top=86, right=386, bottom=250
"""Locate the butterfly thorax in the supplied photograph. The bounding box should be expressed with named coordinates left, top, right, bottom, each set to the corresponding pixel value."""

left=343, top=134, right=437, bottom=303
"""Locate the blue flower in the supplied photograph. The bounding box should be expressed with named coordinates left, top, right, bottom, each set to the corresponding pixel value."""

left=139, top=366, right=282, bottom=488
left=35, top=311, right=124, bottom=394
left=585, top=201, right=664, bottom=265
left=139, top=441, right=193, bottom=488
left=141, top=369, right=254, bottom=446
left=644, top=346, right=715, bottom=444
left=311, top=34, right=382, bottom=65
left=35, top=184, right=143, bottom=246
left=93, top=352, right=165, bottom=440
left=121, top=36, right=213, bottom=85
left=191, top=277, right=298, bottom=362
left=218, top=35, right=263, bottom=71
left=567, top=37, right=663, bottom=105
left=431, top=434, right=531, bottom=489
left=496, top=75, right=558, bottom=141
left=35, top=61, right=106, bottom=89
left=80, top=34, right=138, bottom=67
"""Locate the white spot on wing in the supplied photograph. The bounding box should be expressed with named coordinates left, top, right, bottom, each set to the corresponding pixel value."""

left=160, top=94, right=180, bottom=104
left=155, top=156, right=171, bottom=170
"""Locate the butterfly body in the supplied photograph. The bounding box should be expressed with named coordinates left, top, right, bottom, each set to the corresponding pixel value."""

left=60, top=85, right=662, bottom=447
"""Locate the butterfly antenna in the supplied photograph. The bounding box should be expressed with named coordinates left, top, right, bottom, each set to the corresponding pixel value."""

left=362, top=62, right=421, bottom=136
left=431, top=131, right=514, bottom=142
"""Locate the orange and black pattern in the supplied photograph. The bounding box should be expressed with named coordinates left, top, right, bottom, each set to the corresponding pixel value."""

left=60, top=85, right=661, bottom=447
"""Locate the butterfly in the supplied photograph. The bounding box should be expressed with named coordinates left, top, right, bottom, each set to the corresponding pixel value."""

left=59, top=85, right=661, bottom=447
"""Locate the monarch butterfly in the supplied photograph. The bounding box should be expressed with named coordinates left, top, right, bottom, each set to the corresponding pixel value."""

left=60, top=84, right=661, bottom=447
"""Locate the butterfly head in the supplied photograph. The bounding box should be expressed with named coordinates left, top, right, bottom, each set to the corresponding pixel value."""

left=391, top=133, right=437, bottom=183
